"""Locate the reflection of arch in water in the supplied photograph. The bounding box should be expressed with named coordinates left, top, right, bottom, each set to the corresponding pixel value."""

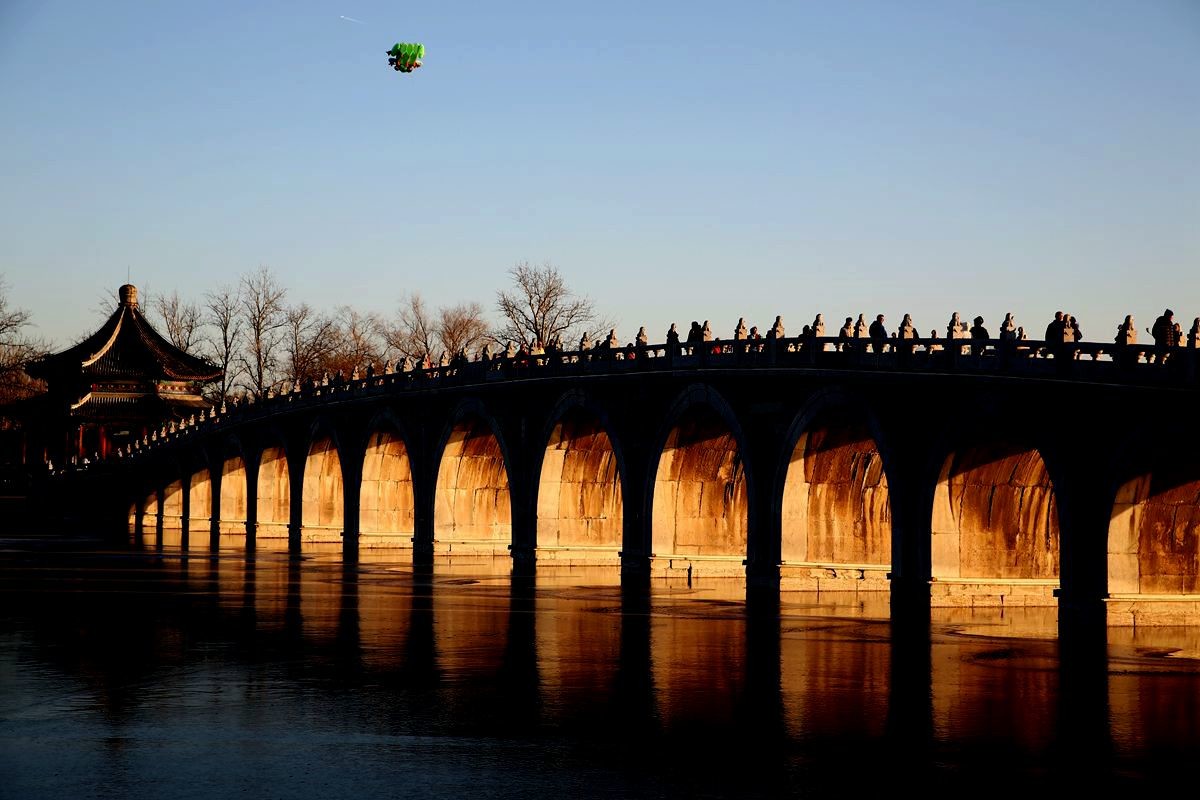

left=780, top=408, right=891, bottom=593
left=537, top=406, right=623, bottom=565
left=187, top=469, right=212, bottom=551
left=256, top=446, right=291, bottom=551
left=651, top=396, right=748, bottom=579
left=780, top=623, right=890, bottom=741
left=360, top=427, right=415, bottom=550
left=434, top=413, right=512, bottom=555
left=302, top=435, right=344, bottom=547
left=931, top=443, right=1059, bottom=607
left=650, top=607, right=747, bottom=729
left=1108, top=459, right=1200, bottom=625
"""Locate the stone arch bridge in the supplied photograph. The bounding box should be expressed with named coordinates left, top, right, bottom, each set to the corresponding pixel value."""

left=84, top=336, right=1200, bottom=628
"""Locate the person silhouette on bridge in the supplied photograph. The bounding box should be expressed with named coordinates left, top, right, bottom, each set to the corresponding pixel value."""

left=1044, top=311, right=1066, bottom=359
left=970, top=316, right=989, bottom=356
left=1151, top=309, right=1176, bottom=364
left=868, top=314, right=888, bottom=353
left=837, top=317, right=853, bottom=351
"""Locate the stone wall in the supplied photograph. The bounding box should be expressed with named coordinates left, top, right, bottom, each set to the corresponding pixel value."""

left=932, top=445, right=1059, bottom=606
left=434, top=416, right=511, bottom=553
left=781, top=418, right=890, bottom=591
left=219, top=456, right=247, bottom=537
left=360, top=430, right=415, bottom=548
left=187, top=470, right=211, bottom=550
left=256, top=447, right=290, bottom=547
left=302, top=437, right=344, bottom=544
left=652, top=408, right=747, bottom=577
left=537, top=412, right=622, bottom=555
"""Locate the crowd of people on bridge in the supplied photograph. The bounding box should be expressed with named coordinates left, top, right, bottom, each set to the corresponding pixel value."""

left=97, top=307, right=1198, bottom=473
left=386, top=308, right=1200, bottom=373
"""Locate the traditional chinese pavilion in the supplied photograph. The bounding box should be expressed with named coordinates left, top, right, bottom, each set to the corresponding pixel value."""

left=18, top=284, right=221, bottom=465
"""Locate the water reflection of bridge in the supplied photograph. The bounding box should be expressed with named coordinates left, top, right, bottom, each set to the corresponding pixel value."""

left=78, top=335, right=1200, bottom=629
left=11, top=548, right=1197, bottom=790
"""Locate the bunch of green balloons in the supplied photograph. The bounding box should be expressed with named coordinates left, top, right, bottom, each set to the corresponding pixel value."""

left=388, top=43, right=425, bottom=65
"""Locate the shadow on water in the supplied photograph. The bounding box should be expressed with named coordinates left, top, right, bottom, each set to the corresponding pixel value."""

left=1, top=544, right=1199, bottom=797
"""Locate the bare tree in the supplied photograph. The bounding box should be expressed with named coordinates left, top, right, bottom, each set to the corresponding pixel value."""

left=283, top=303, right=338, bottom=386
left=381, top=293, right=438, bottom=362
left=437, top=301, right=490, bottom=356
left=202, top=283, right=243, bottom=403
left=328, top=306, right=384, bottom=374
left=237, top=267, right=287, bottom=398
left=495, top=261, right=607, bottom=347
left=151, top=290, right=203, bottom=353
left=0, top=278, right=47, bottom=403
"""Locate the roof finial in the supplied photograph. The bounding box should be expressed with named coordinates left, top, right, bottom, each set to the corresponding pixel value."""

left=118, top=284, right=139, bottom=308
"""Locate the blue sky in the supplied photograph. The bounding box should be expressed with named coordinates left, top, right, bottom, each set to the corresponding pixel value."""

left=2, top=0, right=1197, bottom=346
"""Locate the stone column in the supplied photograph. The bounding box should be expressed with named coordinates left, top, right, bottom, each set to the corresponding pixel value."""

left=340, top=451, right=363, bottom=562
left=878, top=416, right=937, bottom=628
left=208, top=459, right=223, bottom=551
left=180, top=474, right=192, bottom=551
left=504, top=415, right=538, bottom=575
left=410, top=428, right=436, bottom=565
left=154, top=486, right=164, bottom=549
left=244, top=455, right=260, bottom=552
left=287, top=447, right=306, bottom=554
left=1054, top=451, right=1114, bottom=640
left=742, top=410, right=785, bottom=595
left=616, top=416, right=655, bottom=589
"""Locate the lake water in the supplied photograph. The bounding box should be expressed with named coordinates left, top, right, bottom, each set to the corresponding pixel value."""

left=1, top=537, right=1198, bottom=798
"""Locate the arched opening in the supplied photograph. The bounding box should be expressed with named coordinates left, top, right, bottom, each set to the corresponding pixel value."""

left=127, top=502, right=137, bottom=542
left=360, top=429, right=415, bottom=550
left=161, top=479, right=184, bottom=547
left=302, top=436, right=344, bottom=547
left=256, top=446, right=290, bottom=550
left=537, top=409, right=623, bottom=563
left=932, top=444, right=1059, bottom=606
left=1108, top=460, right=1200, bottom=625
left=651, top=406, right=747, bottom=577
left=780, top=412, right=891, bottom=592
left=219, top=455, right=248, bottom=541
left=434, top=415, right=511, bottom=554
left=141, top=490, right=159, bottom=547
left=187, top=469, right=212, bottom=551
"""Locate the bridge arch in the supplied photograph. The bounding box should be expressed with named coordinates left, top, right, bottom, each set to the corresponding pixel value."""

left=779, top=390, right=893, bottom=591
left=535, top=391, right=625, bottom=563
left=186, top=464, right=213, bottom=551
left=931, top=431, right=1061, bottom=607
left=433, top=401, right=513, bottom=555
left=359, top=411, right=416, bottom=551
left=254, top=436, right=292, bottom=551
left=161, top=472, right=185, bottom=547
left=139, top=487, right=159, bottom=547
left=217, top=437, right=249, bottom=542
left=301, top=420, right=346, bottom=548
left=649, top=384, right=752, bottom=578
left=1108, top=448, right=1200, bottom=624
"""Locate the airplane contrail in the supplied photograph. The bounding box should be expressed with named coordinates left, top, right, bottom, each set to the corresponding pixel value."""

left=339, top=15, right=365, bottom=24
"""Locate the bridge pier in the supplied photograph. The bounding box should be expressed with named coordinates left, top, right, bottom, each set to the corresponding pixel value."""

left=1053, top=428, right=1115, bottom=640
left=881, top=425, right=935, bottom=630
left=340, top=454, right=363, bottom=562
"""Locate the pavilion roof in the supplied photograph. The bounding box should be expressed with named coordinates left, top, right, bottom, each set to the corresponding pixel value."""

left=25, top=285, right=221, bottom=384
